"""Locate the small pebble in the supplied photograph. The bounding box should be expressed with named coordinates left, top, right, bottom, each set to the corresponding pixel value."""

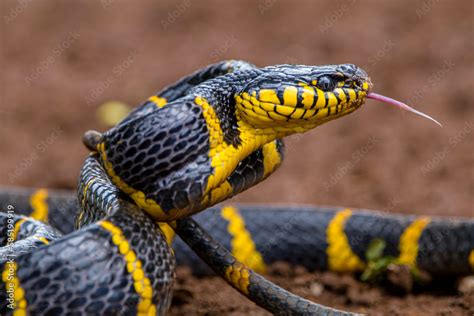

left=458, top=276, right=474, bottom=295
left=309, top=282, right=324, bottom=297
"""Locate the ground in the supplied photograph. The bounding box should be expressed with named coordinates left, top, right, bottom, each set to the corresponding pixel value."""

left=1, top=0, right=472, bottom=315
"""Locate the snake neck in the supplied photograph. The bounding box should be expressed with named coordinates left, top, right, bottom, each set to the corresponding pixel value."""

left=187, top=67, right=302, bottom=148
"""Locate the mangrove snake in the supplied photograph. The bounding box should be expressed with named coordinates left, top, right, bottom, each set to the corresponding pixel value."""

left=0, top=60, right=472, bottom=315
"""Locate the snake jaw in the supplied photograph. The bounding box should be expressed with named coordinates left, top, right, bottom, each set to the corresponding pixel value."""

left=83, top=130, right=103, bottom=152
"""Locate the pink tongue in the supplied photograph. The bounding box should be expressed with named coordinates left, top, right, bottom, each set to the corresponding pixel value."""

left=366, top=92, right=442, bottom=127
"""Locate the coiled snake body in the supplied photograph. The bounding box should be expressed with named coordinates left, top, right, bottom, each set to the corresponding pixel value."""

left=1, top=60, right=472, bottom=315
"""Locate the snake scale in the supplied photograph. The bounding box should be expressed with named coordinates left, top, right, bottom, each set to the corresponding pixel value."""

left=0, top=60, right=472, bottom=315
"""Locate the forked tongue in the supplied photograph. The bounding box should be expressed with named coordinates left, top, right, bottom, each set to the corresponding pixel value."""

left=366, top=93, right=442, bottom=127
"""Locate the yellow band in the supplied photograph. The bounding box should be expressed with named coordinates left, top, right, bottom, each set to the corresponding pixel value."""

left=29, top=189, right=49, bottom=223
left=148, top=95, right=167, bottom=108
left=221, top=206, right=267, bottom=274
left=99, top=221, right=156, bottom=316
left=326, top=209, right=365, bottom=272
left=224, top=262, right=251, bottom=296
left=397, top=217, right=431, bottom=267
left=2, top=261, right=28, bottom=316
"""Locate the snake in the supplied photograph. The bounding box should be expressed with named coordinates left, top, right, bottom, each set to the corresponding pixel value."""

left=0, top=60, right=472, bottom=315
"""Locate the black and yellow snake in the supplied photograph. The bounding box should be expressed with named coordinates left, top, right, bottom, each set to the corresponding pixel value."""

left=0, top=60, right=472, bottom=315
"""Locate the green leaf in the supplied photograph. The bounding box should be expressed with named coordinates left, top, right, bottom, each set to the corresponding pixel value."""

left=365, top=238, right=386, bottom=262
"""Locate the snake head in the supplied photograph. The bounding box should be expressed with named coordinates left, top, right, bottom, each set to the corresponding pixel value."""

left=235, top=63, right=372, bottom=133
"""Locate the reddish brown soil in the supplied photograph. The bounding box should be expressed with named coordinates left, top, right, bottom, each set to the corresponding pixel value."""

left=170, top=264, right=473, bottom=316
left=1, top=1, right=472, bottom=315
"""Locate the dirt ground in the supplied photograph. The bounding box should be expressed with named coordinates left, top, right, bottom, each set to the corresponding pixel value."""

left=1, top=0, right=473, bottom=315
left=170, top=264, right=474, bottom=316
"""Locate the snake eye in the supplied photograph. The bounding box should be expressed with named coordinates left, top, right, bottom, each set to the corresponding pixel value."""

left=315, top=76, right=336, bottom=91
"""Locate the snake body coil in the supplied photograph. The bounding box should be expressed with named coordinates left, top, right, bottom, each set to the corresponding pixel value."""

left=1, top=60, right=472, bottom=315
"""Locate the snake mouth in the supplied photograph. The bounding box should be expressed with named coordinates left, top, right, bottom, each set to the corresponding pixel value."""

left=366, top=93, right=442, bottom=127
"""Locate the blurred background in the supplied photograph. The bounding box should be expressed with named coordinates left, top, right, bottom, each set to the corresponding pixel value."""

left=1, top=0, right=472, bottom=219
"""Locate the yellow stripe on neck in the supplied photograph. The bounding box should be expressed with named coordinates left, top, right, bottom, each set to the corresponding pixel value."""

left=29, top=189, right=49, bottom=223
left=326, top=209, right=365, bottom=272
left=99, top=221, right=156, bottom=316
left=202, top=141, right=281, bottom=207
left=203, top=180, right=234, bottom=207
left=397, top=217, right=431, bottom=267
left=221, top=206, right=267, bottom=273
left=195, top=96, right=272, bottom=194
left=262, top=141, right=282, bottom=177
